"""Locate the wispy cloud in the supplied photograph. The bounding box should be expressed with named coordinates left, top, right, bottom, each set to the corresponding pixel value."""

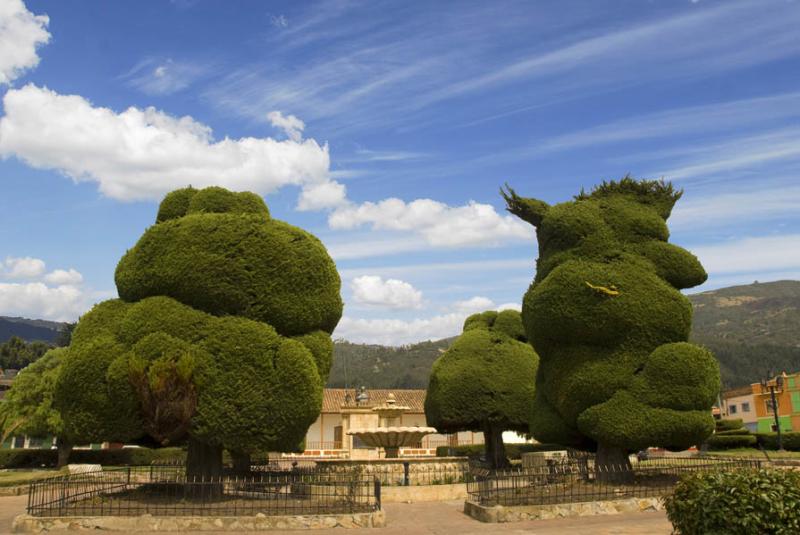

left=206, top=1, right=800, bottom=136
left=121, top=57, right=211, bottom=95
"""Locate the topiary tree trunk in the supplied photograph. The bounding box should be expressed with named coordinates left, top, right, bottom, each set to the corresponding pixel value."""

left=484, top=424, right=509, bottom=470
left=229, top=450, right=251, bottom=475
left=596, top=443, right=633, bottom=483
left=187, top=437, right=223, bottom=497
left=56, top=438, right=72, bottom=469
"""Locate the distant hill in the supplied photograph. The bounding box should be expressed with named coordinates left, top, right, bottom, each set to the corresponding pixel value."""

left=329, top=280, right=800, bottom=391
left=329, top=338, right=455, bottom=389
left=688, top=280, right=800, bottom=389
left=0, top=316, right=65, bottom=344
left=3, top=281, right=797, bottom=390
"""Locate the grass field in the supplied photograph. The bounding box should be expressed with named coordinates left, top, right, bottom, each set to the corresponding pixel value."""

left=0, top=469, right=64, bottom=487
left=705, top=448, right=800, bottom=459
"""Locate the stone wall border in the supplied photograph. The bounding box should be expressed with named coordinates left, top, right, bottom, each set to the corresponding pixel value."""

left=463, top=497, right=663, bottom=523
left=12, top=510, right=385, bottom=532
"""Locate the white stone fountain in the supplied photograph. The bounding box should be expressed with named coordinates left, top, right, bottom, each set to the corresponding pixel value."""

left=346, top=393, right=437, bottom=458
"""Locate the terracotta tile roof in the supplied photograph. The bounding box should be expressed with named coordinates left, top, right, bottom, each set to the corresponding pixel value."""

left=322, top=388, right=426, bottom=413
left=722, top=385, right=754, bottom=399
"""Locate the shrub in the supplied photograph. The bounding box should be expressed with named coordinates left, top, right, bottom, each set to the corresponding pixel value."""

left=0, top=447, right=186, bottom=469
left=715, top=428, right=751, bottom=436
left=715, top=419, right=744, bottom=432
left=665, top=468, right=800, bottom=534
left=435, top=443, right=565, bottom=459
left=705, top=434, right=757, bottom=449
left=755, top=432, right=800, bottom=451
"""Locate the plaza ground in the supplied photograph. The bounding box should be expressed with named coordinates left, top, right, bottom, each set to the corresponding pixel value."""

left=0, top=496, right=671, bottom=534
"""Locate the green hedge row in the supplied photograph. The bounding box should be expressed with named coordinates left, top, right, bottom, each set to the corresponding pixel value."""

left=665, top=468, right=800, bottom=534
left=755, top=432, right=800, bottom=451
left=714, top=419, right=744, bottom=432
left=435, top=443, right=565, bottom=459
left=705, top=434, right=757, bottom=449
left=0, top=447, right=185, bottom=469
left=715, top=428, right=751, bottom=436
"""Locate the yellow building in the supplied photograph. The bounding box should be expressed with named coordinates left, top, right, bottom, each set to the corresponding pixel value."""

left=720, top=372, right=800, bottom=434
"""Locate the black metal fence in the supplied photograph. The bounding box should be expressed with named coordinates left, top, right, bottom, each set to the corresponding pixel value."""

left=27, top=467, right=380, bottom=517
left=467, top=456, right=762, bottom=507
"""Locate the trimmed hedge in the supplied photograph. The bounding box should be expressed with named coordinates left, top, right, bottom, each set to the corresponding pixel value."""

left=755, top=432, right=800, bottom=451
left=715, top=419, right=744, bottom=432
left=715, top=428, right=751, bottom=436
left=665, top=468, right=800, bottom=534
left=435, top=443, right=565, bottom=459
left=0, top=447, right=185, bottom=469
left=705, top=434, right=757, bottom=450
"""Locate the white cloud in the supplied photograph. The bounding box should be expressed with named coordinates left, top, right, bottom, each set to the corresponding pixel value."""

left=296, top=180, right=347, bottom=211
left=694, top=234, right=800, bottom=275
left=334, top=313, right=466, bottom=346
left=0, top=84, right=333, bottom=202
left=2, top=256, right=45, bottom=279
left=0, top=259, right=96, bottom=321
left=267, top=110, right=305, bottom=142
left=329, top=198, right=533, bottom=247
left=334, top=293, right=524, bottom=345
left=43, top=268, right=83, bottom=286
left=350, top=275, right=423, bottom=309
left=334, top=296, right=521, bottom=345
left=453, top=296, right=494, bottom=313
left=0, top=0, right=50, bottom=85
left=0, top=282, right=86, bottom=322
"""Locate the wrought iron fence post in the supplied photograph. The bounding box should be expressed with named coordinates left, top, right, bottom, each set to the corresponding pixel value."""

left=374, top=478, right=381, bottom=509
left=403, top=461, right=409, bottom=486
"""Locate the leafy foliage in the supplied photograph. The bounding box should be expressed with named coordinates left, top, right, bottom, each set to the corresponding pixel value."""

left=665, top=468, right=800, bottom=534
left=425, top=310, right=538, bottom=434
left=0, top=336, right=52, bottom=370
left=56, top=186, right=341, bottom=458
left=504, top=177, right=719, bottom=453
left=0, top=348, right=65, bottom=441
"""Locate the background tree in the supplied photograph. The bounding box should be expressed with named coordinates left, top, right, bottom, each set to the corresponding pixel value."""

left=0, top=336, right=52, bottom=370
left=0, top=348, right=72, bottom=466
left=54, top=187, right=342, bottom=479
left=503, top=178, right=720, bottom=474
left=425, top=310, right=538, bottom=469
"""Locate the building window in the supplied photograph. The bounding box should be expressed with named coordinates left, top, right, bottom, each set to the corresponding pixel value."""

left=766, top=399, right=779, bottom=414
left=729, top=404, right=738, bottom=414
left=741, top=402, right=750, bottom=412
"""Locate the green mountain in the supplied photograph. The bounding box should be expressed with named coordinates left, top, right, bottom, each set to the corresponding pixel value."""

left=688, top=280, right=800, bottom=389
left=329, top=280, right=800, bottom=390
left=328, top=338, right=455, bottom=389
left=0, top=316, right=65, bottom=344
left=2, top=281, right=797, bottom=389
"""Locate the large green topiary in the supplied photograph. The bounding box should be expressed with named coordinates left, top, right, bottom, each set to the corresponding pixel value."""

left=55, top=186, right=342, bottom=478
left=502, top=177, right=719, bottom=470
left=425, top=309, right=538, bottom=468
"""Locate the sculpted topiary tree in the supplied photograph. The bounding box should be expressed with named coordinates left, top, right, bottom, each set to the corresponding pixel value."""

left=502, top=178, right=720, bottom=472
left=425, top=310, right=538, bottom=468
left=54, top=186, right=342, bottom=479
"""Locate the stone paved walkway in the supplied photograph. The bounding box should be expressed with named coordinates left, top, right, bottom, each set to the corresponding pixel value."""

left=0, top=496, right=672, bottom=534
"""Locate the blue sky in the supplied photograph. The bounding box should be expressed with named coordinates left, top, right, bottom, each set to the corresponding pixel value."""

left=1, top=0, right=799, bottom=344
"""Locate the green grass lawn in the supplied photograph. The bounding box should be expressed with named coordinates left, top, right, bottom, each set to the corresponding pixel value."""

left=0, top=468, right=65, bottom=487
left=705, top=448, right=800, bottom=459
